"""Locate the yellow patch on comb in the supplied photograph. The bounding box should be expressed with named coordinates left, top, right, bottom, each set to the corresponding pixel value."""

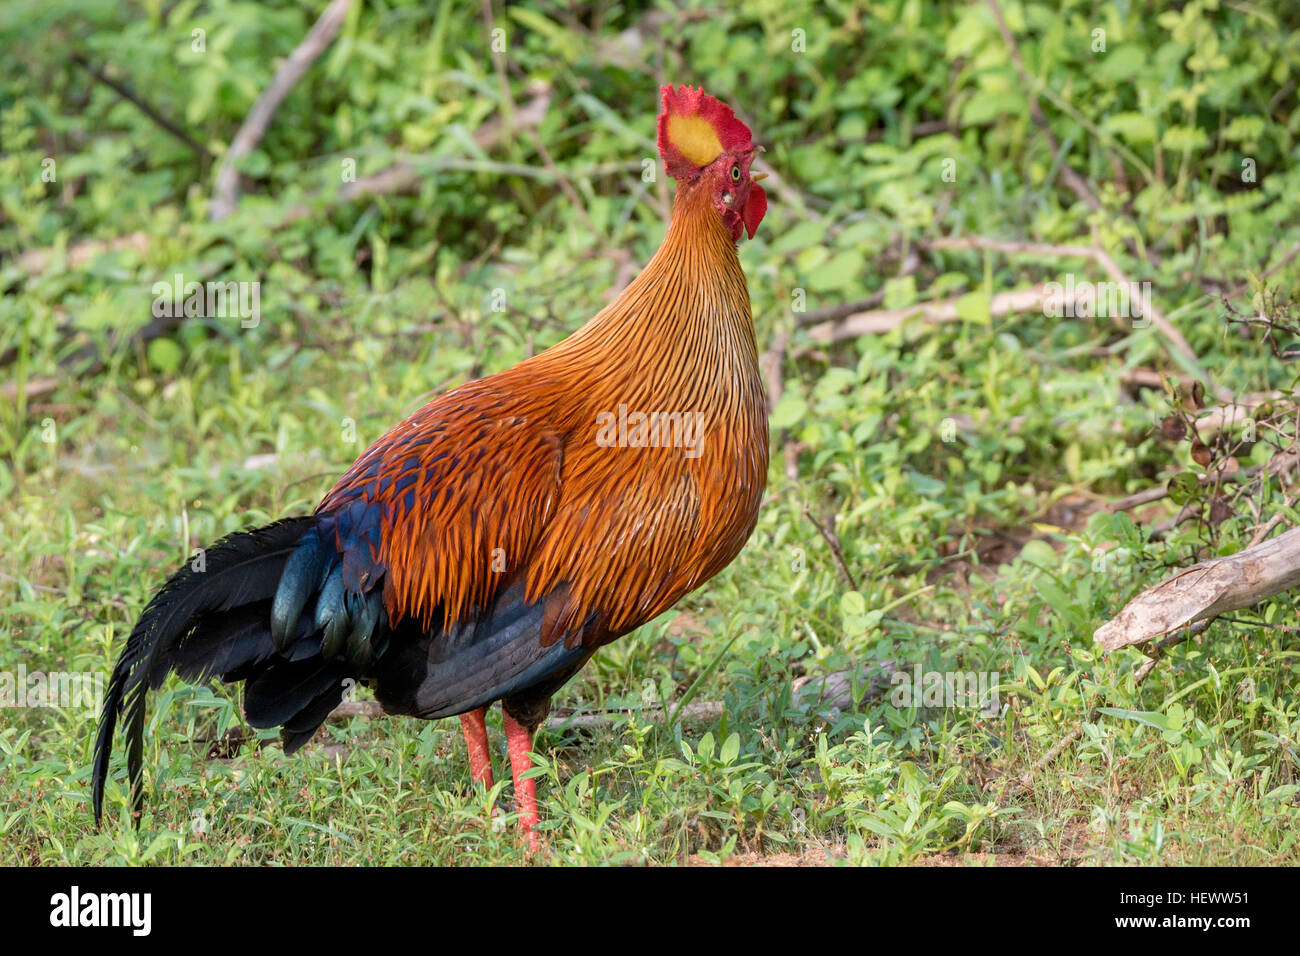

left=666, top=113, right=724, bottom=168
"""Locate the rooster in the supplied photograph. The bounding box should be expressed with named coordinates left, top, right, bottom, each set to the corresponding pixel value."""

left=92, top=85, right=770, bottom=846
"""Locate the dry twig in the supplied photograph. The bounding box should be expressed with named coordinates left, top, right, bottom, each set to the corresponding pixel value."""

left=210, top=0, right=355, bottom=221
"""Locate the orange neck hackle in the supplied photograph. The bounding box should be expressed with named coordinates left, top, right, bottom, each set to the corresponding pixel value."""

left=553, top=169, right=758, bottom=385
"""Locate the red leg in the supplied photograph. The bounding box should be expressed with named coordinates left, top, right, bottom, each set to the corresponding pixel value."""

left=459, top=708, right=494, bottom=789
left=503, top=713, right=540, bottom=850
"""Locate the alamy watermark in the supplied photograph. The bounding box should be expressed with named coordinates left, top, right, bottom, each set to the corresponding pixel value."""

left=890, top=664, right=1001, bottom=715
left=0, top=665, right=104, bottom=713
left=1042, top=273, right=1152, bottom=328
left=50, top=886, right=151, bottom=936
left=152, top=273, right=261, bottom=328
left=595, top=404, right=706, bottom=459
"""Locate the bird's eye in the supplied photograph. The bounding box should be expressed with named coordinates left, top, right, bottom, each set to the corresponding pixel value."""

left=730, top=164, right=741, bottom=182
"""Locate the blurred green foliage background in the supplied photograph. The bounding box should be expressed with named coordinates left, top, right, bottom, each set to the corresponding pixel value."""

left=0, top=0, right=1298, bottom=865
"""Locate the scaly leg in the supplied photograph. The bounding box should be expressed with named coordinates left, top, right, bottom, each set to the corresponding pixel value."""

left=503, top=712, right=539, bottom=850
left=459, top=708, right=494, bottom=788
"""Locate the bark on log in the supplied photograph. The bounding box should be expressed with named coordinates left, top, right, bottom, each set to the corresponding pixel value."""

left=1095, top=525, right=1300, bottom=651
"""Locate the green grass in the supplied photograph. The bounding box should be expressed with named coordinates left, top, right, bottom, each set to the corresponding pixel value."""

left=2, top=0, right=1299, bottom=865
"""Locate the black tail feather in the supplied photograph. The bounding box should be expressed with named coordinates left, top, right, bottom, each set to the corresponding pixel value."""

left=243, top=657, right=352, bottom=729
left=93, top=504, right=605, bottom=826
left=281, top=679, right=358, bottom=754
left=92, top=517, right=316, bottom=824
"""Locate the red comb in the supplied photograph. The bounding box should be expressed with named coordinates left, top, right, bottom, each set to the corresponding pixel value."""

left=657, top=85, right=754, bottom=179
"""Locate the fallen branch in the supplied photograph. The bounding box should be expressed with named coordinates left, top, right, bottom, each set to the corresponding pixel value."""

left=807, top=283, right=1054, bottom=343
left=261, top=86, right=552, bottom=226
left=1107, top=485, right=1171, bottom=514
left=210, top=0, right=355, bottom=221
left=11, top=232, right=149, bottom=278
left=0, top=376, right=59, bottom=403
left=1132, top=620, right=1211, bottom=683
left=796, top=249, right=920, bottom=328
left=796, top=292, right=887, bottom=328
left=921, top=236, right=1217, bottom=397
left=15, top=88, right=554, bottom=282
left=277, top=163, right=422, bottom=227
left=1094, top=524, right=1300, bottom=652
left=1107, top=449, right=1299, bottom=514
left=1191, top=392, right=1284, bottom=440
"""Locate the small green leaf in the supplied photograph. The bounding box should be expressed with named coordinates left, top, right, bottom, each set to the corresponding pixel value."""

left=147, top=337, right=183, bottom=374
left=955, top=290, right=991, bottom=325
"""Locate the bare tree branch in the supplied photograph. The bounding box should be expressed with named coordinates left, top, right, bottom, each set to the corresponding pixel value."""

left=210, top=0, right=355, bottom=221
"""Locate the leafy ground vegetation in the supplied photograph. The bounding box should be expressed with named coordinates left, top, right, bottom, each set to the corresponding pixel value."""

left=2, top=0, right=1299, bottom=865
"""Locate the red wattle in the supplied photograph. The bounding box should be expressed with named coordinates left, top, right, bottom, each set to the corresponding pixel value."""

left=743, top=184, right=768, bottom=239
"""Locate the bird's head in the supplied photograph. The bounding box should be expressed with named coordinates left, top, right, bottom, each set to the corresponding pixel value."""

left=657, top=84, right=768, bottom=243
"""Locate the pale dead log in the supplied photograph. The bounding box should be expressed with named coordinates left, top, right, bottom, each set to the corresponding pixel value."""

left=1095, top=524, right=1300, bottom=652
left=210, top=0, right=355, bottom=221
